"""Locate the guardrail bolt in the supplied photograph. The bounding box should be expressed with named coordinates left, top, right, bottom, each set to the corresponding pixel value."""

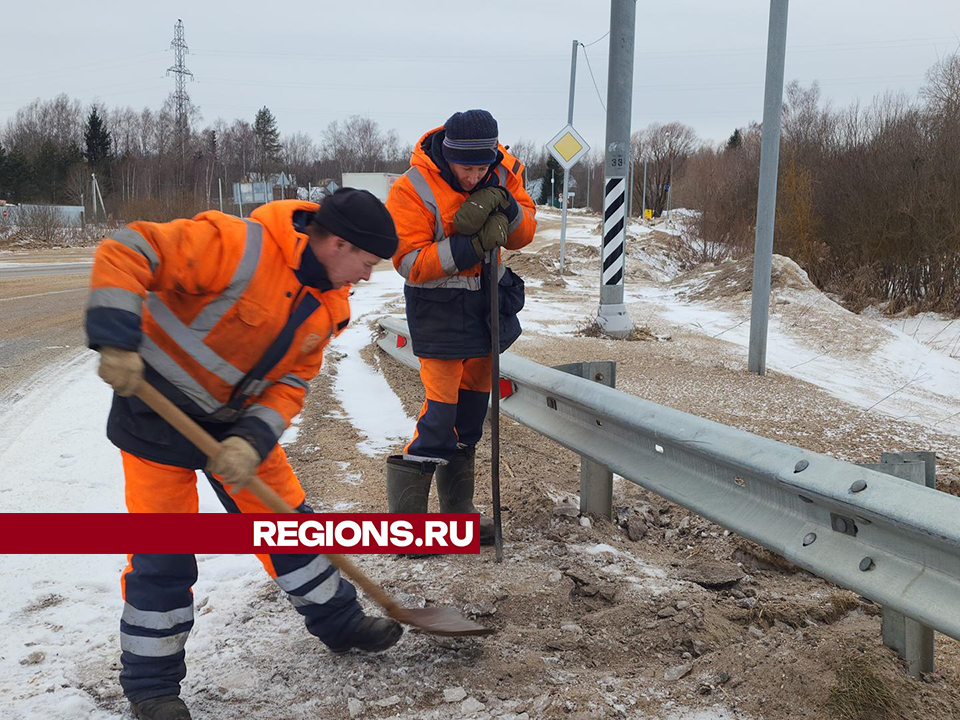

left=850, top=479, right=867, bottom=493
left=794, top=460, right=809, bottom=473
left=859, top=557, right=875, bottom=572
left=802, top=532, right=816, bottom=546
left=832, top=517, right=848, bottom=533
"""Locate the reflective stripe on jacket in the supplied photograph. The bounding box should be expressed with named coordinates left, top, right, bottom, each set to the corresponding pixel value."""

left=86, top=200, right=351, bottom=465
left=386, top=127, right=535, bottom=358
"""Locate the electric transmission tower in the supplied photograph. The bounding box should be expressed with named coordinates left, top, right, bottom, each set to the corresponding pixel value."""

left=167, top=19, right=193, bottom=195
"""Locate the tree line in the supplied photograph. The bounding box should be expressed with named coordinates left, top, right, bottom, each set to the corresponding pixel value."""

left=0, top=93, right=411, bottom=220
left=674, top=51, right=960, bottom=314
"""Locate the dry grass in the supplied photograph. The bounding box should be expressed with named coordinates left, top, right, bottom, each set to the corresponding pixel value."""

left=825, top=651, right=905, bottom=720
left=575, top=318, right=658, bottom=341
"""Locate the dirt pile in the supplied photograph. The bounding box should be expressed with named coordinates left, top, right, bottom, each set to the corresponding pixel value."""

left=505, top=242, right=596, bottom=285
left=675, top=254, right=817, bottom=301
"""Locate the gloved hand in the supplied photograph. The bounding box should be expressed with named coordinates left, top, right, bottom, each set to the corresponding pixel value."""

left=454, top=187, right=509, bottom=235
left=207, top=436, right=261, bottom=494
left=97, top=346, right=144, bottom=397
left=470, top=212, right=509, bottom=260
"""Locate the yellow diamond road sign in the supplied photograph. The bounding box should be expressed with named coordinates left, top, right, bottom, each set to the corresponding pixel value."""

left=547, top=124, right=589, bottom=170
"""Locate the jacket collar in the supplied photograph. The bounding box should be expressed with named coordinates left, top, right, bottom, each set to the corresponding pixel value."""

left=249, top=200, right=318, bottom=270
left=411, top=127, right=504, bottom=193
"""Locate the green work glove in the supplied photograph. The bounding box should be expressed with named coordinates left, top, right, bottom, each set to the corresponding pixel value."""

left=454, top=187, right=509, bottom=235
left=470, top=212, right=509, bottom=260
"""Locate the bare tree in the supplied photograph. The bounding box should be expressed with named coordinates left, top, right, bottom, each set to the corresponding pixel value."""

left=921, top=52, right=960, bottom=116
left=280, top=132, right=319, bottom=189
left=632, top=122, right=698, bottom=216
left=322, top=115, right=400, bottom=177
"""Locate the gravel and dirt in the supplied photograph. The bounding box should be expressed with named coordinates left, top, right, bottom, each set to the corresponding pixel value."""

left=3, top=212, right=959, bottom=719
left=275, top=210, right=960, bottom=719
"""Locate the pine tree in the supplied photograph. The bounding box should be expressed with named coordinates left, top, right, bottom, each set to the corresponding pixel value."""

left=0, top=143, right=8, bottom=200
left=84, top=107, right=112, bottom=166
left=253, top=106, right=282, bottom=178
left=540, top=155, right=563, bottom=205
left=4, top=149, right=32, bottom=203
left=726, top=128, right=743, bottom=151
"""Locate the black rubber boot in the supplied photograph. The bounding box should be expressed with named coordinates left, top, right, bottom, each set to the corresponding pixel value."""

left=328, top=616, right=403, bottom=654
left=130, top=696, right=192, bottom=720
left=435, top=447, right=495, bottom=545
left=386, top=455, right=434, bottom=513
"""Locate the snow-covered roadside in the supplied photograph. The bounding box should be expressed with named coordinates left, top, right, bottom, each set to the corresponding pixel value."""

left=331, top=269, right=412, bottom=457
left=518, top=209, right=960, bottom=441
left=0, top=269, right=412, bottom=720
left=0, top=353, right=248, bottom=719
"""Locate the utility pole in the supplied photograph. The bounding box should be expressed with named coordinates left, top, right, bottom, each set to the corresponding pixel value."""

left=748, top=0, right=790, bottom=375
left=597, top=0, right=636, bottom=338
left=218, top=178, right=224, bottom=212
left=167, top=19, right=194, bottom=197
left=559, top=39, right=578, bottom=272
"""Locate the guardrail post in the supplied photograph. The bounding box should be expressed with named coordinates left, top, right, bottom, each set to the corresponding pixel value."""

left=554, top=361, right=616, bottom=519
left=859, top=451, right=936, bottom=678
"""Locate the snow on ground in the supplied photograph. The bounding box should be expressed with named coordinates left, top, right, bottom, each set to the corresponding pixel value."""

left=0, top=354, right=278, bottom=720
left=332, top=268, right=412, bottom=456
left=521, top=208, right=960, bottom=440
left=4, top=207, right=952, bottom=719
left=0, top=267, right=420, bottom=719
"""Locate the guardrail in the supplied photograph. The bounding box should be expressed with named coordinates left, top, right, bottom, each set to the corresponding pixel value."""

left=377, top=316, right=960, bottom=671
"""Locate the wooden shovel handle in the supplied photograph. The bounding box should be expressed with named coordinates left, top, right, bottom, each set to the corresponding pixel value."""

left=135, top=382, right=293, bottom=513
left=133, top=381, right=400, bottom=615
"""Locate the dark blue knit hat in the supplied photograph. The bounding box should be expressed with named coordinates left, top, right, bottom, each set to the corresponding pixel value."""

left=442, top=109, right=499, bottom=166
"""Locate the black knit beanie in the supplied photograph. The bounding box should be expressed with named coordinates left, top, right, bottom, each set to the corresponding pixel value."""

left=442, top=109, right=499, bottom=165
left=311, top=188, right=398, bottom=259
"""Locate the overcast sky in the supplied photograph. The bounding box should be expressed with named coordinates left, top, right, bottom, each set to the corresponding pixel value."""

left=3, top=0, right=960, bottom=152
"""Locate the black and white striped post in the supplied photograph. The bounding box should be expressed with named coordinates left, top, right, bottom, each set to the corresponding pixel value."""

left=597, top=0, right=636, bottom=338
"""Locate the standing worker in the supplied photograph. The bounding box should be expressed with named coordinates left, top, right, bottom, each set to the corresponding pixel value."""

left=86, top=191, right=402, bottom=720
left=384, top=109, right=537, bottom=543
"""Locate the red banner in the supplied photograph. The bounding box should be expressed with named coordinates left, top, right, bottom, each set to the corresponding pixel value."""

left=0, top=513, right=480, bottom=554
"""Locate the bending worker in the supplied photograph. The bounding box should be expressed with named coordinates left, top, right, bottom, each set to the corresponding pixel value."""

left=86, top=190, right=402, bottom=720
left=385, top=109, right=537, bottom=544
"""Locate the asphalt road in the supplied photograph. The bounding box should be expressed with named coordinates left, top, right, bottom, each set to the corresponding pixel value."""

left=0, top=261, right=94, bottom=279
left=0, top=262, right=91, bottom=395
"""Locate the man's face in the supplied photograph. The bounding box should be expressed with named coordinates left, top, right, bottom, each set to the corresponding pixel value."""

left=449, top=162, right=491, bottom=192
left=309, top=234, right=381, bottom=287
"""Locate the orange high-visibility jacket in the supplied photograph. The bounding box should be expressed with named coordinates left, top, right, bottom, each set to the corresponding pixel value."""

left=86, top=200, right=350, bottom=464
left=385, top=128, right=536, bottom=358
left=387, top=126, right=536, bottom=289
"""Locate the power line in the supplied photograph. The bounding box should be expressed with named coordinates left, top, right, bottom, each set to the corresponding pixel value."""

left=582, top=31, right=609, bottom=48
left=579, top=43, right=606, bottom=112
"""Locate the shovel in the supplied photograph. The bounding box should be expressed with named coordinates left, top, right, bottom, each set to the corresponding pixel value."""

left=133, top=380, right=494, bottom=638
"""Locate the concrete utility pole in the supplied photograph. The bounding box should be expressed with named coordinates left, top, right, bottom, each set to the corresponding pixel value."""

left=559, top=39, right=578, bottom=272
left=747, top=0, right=789, bottom=375
left=597, top=0, right=636, bottom=338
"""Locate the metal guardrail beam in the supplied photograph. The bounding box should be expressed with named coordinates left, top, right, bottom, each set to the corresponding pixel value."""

left=377, top=316, right=960, bottom=643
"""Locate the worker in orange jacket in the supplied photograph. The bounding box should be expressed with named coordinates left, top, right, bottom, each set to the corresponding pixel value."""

left=86, top=190, right=402, bottom=720
left=384, top=109, right=536, bottom=544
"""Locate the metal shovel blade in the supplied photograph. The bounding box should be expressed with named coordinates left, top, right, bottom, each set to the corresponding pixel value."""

left=390, top=606, right=494, bottom=637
